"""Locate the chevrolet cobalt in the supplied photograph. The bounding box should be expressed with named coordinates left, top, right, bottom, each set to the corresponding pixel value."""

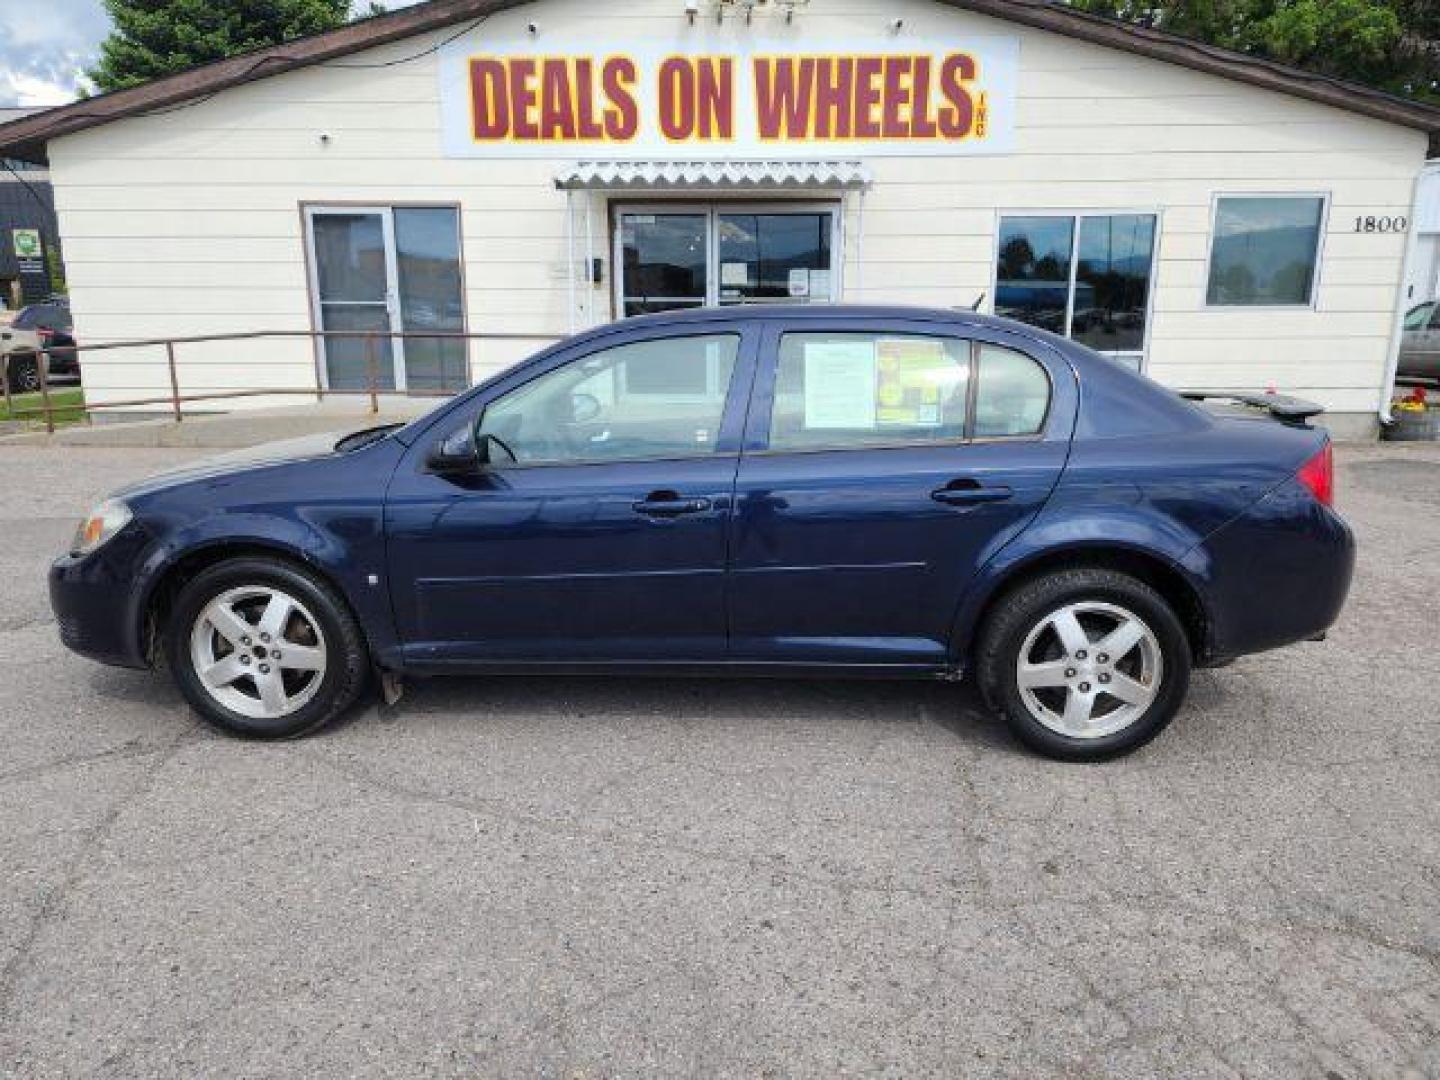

left=51, top=307, right=1353, bottom=760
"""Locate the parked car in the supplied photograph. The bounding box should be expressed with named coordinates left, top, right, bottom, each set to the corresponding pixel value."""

left=49, top=306, right=1353, bottom=760
left=1399, top=300, right=1440, bottom=383
left=2, top=300, right=78, bottom=393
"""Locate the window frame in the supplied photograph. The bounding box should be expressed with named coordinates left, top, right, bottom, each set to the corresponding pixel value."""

left=610, top=200, right=844, bottom=317
left=1201, top=191, right=1330, bottom=312
left=989, top=208, right=1163, bottom=372
left=745, top=321, right=1056, bottom=457
left=469, top=325, right=755, bottom=471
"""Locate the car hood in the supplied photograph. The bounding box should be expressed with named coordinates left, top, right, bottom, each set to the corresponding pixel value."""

left=110, top=429, right=364, bottom=500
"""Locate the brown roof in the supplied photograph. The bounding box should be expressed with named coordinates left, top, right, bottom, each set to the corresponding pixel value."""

left=2, top=0, right=1438, bottom=164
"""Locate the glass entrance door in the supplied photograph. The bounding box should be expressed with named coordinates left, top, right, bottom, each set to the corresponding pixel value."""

left=615, top=204, right=837, bottom=318
left=306, top=206, right=468, bottom=392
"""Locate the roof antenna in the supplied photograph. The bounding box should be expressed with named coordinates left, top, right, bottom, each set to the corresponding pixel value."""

left=970, top=292, right=985, bottom=311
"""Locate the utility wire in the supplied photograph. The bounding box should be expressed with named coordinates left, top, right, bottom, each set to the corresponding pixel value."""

left=1, top=157, right=52, bottom=216
left=22, top=11, right=494, bottom=128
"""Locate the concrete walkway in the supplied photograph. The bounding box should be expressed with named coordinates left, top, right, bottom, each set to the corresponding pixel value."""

left=0, top=398, right=438, bottom=448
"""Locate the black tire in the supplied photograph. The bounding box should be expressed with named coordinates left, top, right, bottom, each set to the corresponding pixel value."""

left=976, top=568, right=1192, bottom=761
left=165, top=556, right=369, bottom=739
left=6, top=352, right=40, bottom=394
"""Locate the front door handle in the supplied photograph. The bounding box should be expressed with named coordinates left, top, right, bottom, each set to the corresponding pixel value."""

left=931, top=480, right=1014, bottom=506
left=633, top=491, right=712, bottom=516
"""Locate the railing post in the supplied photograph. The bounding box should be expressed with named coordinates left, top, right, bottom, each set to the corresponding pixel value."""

left=365, top=335, right=379, bottom=415
left=37, top=349, right=54, bottom=435
left=165, top=340, right=182, bottom=422
left=1, top=353, right=11, bottom=420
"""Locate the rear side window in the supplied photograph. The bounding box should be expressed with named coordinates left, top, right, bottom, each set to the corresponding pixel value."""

left=766, top=332, right=1049, bottom=451
left=14, top=305, right=70, bottom=331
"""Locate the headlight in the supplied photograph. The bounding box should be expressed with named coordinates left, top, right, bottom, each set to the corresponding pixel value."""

left=70, top=500, right=133, bottom=556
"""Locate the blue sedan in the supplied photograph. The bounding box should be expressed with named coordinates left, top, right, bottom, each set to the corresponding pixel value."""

left=50, top=306, right=1353, bottom=759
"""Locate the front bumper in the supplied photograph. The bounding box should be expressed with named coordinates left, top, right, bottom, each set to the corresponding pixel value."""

left=49, top=530, right=152, bottom=670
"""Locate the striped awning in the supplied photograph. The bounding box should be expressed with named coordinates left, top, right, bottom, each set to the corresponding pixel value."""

left=554, top=159, right=873, bottom=191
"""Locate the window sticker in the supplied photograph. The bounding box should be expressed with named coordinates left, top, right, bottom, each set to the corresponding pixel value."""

left=803, top=340, right=877, bottom=429
left=875, top=338, right=950, bottom=427
left=721, top=262, right=750, bottom=286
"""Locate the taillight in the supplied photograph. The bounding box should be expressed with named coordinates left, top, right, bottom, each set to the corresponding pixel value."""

left=1296, top=442, right=1334, bottom=507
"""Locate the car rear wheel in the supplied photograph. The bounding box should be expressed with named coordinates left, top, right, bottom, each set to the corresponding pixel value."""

left=165, top=557, right=369, bottom=738
left=977, top=569, right=1191, bottom=760
left=5, top=352, right=40, bottom=394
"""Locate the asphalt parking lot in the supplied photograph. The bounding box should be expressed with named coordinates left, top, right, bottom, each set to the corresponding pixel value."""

left=0, top=441, right=1436, bottom=1078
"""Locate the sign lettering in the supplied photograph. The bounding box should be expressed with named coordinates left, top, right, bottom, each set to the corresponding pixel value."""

left=440, top=34, right=1017, bottom=158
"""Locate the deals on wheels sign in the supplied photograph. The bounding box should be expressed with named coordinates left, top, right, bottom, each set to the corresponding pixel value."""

left=439, top=33, right=1018, bottom=158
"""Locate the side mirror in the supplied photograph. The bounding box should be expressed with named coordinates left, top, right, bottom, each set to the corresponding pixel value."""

left=425, top=427, right=479, bottom=474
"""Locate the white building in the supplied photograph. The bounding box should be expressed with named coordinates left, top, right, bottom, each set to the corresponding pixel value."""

left=1, top=0, right=1437, bottom=437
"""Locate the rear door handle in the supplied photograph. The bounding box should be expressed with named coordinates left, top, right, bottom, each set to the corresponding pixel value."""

left=633, top=491, right=712, bottom=516
left=931, top=480, right=1014, bottom=506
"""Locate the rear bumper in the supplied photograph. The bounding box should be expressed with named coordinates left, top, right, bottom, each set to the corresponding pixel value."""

left=1187, top=477, right=1355, bottom=661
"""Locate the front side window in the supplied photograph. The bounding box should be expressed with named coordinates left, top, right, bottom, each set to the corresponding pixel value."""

left=995, top=213, right=1158, bottom=370
left=766, top=332, right=1049, bottom=451
left=477, top=334, right=739, bottom=465
left=1206, top=195, right=1325, bottom=307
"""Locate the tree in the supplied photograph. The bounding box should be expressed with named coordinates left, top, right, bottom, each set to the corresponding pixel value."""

left=1065, top=0, right=1438, bottom=104
left=87, top=0, right=366, bottom=94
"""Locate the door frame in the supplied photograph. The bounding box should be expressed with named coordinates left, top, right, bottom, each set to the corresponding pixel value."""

left=303, top=204, right=408, bottom=391
left=610, top=200, right=844, bottom=319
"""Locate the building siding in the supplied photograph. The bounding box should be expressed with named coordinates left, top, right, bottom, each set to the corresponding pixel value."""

left=45, top=0, right=1429, bottom=424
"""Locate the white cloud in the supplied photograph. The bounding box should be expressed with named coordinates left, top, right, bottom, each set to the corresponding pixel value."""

left=0, top=0, right=427, bottom=106
left=0, top=0, right=106, bottom=104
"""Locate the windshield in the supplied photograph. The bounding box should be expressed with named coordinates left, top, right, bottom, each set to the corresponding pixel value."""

left=1405, top=302, right=1437, bottom=331
left=14, top=304, right=71, bottom=331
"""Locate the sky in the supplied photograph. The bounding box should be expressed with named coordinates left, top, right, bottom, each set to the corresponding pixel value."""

left=0, top=0, right=423, bottom=106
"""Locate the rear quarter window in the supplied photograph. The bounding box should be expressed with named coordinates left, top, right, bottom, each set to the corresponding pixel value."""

left=973, top=343, right=1051, bottom=437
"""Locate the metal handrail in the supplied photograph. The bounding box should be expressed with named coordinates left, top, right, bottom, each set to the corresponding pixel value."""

left=1, top=328, right=565, bottom=434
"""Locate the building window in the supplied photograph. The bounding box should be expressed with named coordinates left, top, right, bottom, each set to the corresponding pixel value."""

left=1206, top=195, right=1326, bottom=307
left=994, top=212, right=1158, bottom=370
left=304, top=205, right=467, bottom=393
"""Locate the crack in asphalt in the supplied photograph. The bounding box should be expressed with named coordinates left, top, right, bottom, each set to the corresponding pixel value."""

left=0, top=724, right=201, bottom=1046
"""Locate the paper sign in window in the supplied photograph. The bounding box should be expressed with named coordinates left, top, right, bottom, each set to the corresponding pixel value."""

left=875, top=338, right=953, bottom=427
left=803, top=341, right=876, bottom=429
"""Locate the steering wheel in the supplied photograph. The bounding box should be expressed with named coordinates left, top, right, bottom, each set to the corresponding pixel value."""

left=570, top=392, right=602, bottom=425
left=479, top=432, right=519, bottom=464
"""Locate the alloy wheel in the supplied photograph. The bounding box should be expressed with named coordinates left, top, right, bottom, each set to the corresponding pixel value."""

left=1014, top=601, right=1163, bottom=739
left=189, top=585, right=327, bottom=720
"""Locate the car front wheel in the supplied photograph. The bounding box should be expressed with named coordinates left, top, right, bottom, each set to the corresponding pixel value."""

left=977, top=569, right=1192, bottom=760
left=165, top=557, right=369, bottom=738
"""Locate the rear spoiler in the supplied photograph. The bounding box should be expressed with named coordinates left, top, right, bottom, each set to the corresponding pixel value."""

left=1179, top=390, right=1325, bottom=426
